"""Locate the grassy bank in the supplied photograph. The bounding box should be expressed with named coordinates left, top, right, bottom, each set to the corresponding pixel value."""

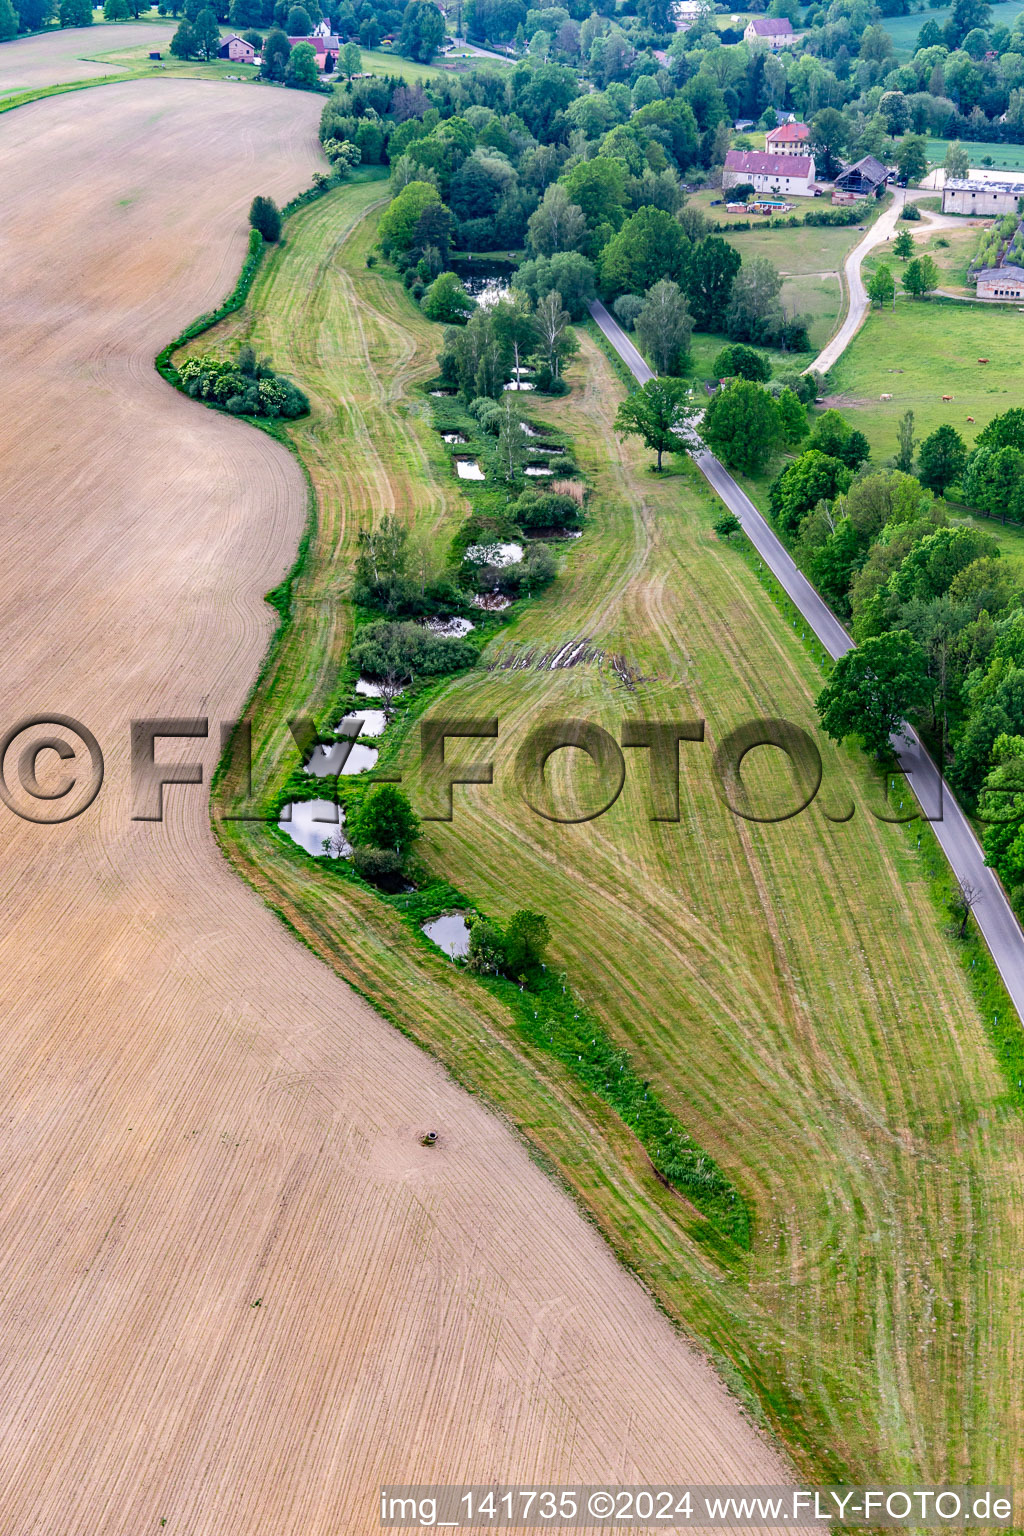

left=175, top=176, right=1024, bottom=1488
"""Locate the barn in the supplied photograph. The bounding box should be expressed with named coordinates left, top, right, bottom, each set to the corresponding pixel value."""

left=834, top=155, right=890, bottom=197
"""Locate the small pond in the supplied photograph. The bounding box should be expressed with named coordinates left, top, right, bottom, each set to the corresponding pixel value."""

left=449, top=258, right=515, bottom=307
left=279, top=799, right=350, bottom=858
left=442, top=432, right=467, bottom=444
left=421, top=616, right=475, bottom=638
left=455, top=458, right=485, bottom=480
left=336, top=709, right=388, bottom=737
left=503, top=381, right=535, bottom=391
left=471, top=592, right=512, bottom=610
left=422, top=912, right=472, bottom=958
left=525, top=465, right=553, bottom=476
left=356, top=677, right=404, bottom=698
left=464, top=541, right=523, bottom=566
left=305, top=740, right=379, bottom=776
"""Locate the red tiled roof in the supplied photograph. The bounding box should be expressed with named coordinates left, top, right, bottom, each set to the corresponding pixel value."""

left=766, top=121, right=809, bottom=142
left=724, top=149, right=813, bottom=177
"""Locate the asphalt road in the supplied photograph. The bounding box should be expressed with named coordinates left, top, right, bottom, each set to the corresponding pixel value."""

left=590, top=297, right=1024, bottom=1019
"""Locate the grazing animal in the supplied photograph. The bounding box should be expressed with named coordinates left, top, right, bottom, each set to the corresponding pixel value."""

left=978, top=358, right=989, bottom=364
left=880, top=393, right=893, bottom=400
left=967, top=416, right=975, bottom=423
left=942, top=395, right=953, bottom=402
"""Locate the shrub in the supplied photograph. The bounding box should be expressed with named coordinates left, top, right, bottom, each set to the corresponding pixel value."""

left=714, top=512, right=741, bottom=537
left=547, top=454, right=576, bottom=475
left=900, top=202, right=921, bottom=221
left=350, top=620, right=476, bottom=681
left=177, top=350, right=309, bottom=418
left=352, top=844, right=405, bottom=889
left=510, top=490, right=582, bottom=528
left=249, top=195, right=282, bottom=243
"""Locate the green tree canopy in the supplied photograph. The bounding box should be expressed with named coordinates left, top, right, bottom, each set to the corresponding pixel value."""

left=378, top=181, right=443, bottom=257
left=598, top=206, right=690, bottom=298
left=711, top=343, right=770, bottom=382
left=701, top=380, right=785, bottom=476
left=349, top=784, right=421, bottom=855
left=902, top=253, right=940, bottom=297
left=635, top=280, right=693, bottom=375
left=285, top=39, right=321, bottom=86
left=768, top=449, right=854, bottom=536
left=816, top=630, right=931, bottom=756
left=614, top=377, right=696, bottom=471
left=249, top=195, right=282, bottom=242
left=917, top=423, right=967, bottom=493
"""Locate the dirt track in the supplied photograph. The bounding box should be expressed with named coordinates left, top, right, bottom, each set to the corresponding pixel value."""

left=0, top=80, right=799, bottom=1533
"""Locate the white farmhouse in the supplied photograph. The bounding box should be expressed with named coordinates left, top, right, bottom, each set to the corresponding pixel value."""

left=722, top=149, right=816, bottom=198
left=743, top=16, right=795, bottom=46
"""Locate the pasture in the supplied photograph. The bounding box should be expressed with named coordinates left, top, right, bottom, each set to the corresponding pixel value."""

left=210, top=178, right=1024, bottom=1486
left=924, top=136, right=1024, bottom=171
left=826, top=297, right=1024, bottom=459
left=885, top=0, right=1024, bottom=55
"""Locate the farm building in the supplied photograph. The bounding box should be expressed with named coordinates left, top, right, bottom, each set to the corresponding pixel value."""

left=722, top=149, right=816, bottom=197
left=743, top=16, right=795, bottom=46
left=943, top=176, right=1024, bottom=215
left=834, top=155, right=890, bottom=197
left=765, top=120, right=810, bottom=155
left=287, top=33, right=340, bottom=66
left=217, top=34, right=255, bottom=59
left=974, top=264, right=1024, bottom=298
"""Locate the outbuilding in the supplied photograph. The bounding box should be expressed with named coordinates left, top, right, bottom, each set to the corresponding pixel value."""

left=834, top=155, right=890, bottom=197
left=974, top=264, right=1024, bottom=298
left=943, top=176, right=1024, bottom=215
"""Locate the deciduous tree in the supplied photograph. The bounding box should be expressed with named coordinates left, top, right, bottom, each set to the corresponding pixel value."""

left=701, top=380, right=784, bottom=475
left=816, top=629, right=931, bottom=756
left=635, top=280, right=693, bottom=376
left=917, top=423, right=967, bottom=493
left=614, top=377, right=696, bottom=471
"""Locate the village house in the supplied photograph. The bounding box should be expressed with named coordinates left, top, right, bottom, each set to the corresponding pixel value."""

left=974, top=263, right=1024, bottom=298
left=722, top=148, right=816, bottom=198
left=217, top=33, right=256, bottom=60
left=287, top=32, right=340, bottom=67
left=943, top=176, right=1024, bottom=215
left=765, top=120, right=810, bottom=156
left=743, top=16, right=795, bottom=47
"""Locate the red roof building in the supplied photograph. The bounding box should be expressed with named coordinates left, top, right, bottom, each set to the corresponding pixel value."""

left=765, top=120, right=810, bottom=156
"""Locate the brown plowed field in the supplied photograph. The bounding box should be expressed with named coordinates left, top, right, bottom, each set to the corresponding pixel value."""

left=0, top=81, right=798, bottom=1533
left=0, top=21, right=168, bottom=95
